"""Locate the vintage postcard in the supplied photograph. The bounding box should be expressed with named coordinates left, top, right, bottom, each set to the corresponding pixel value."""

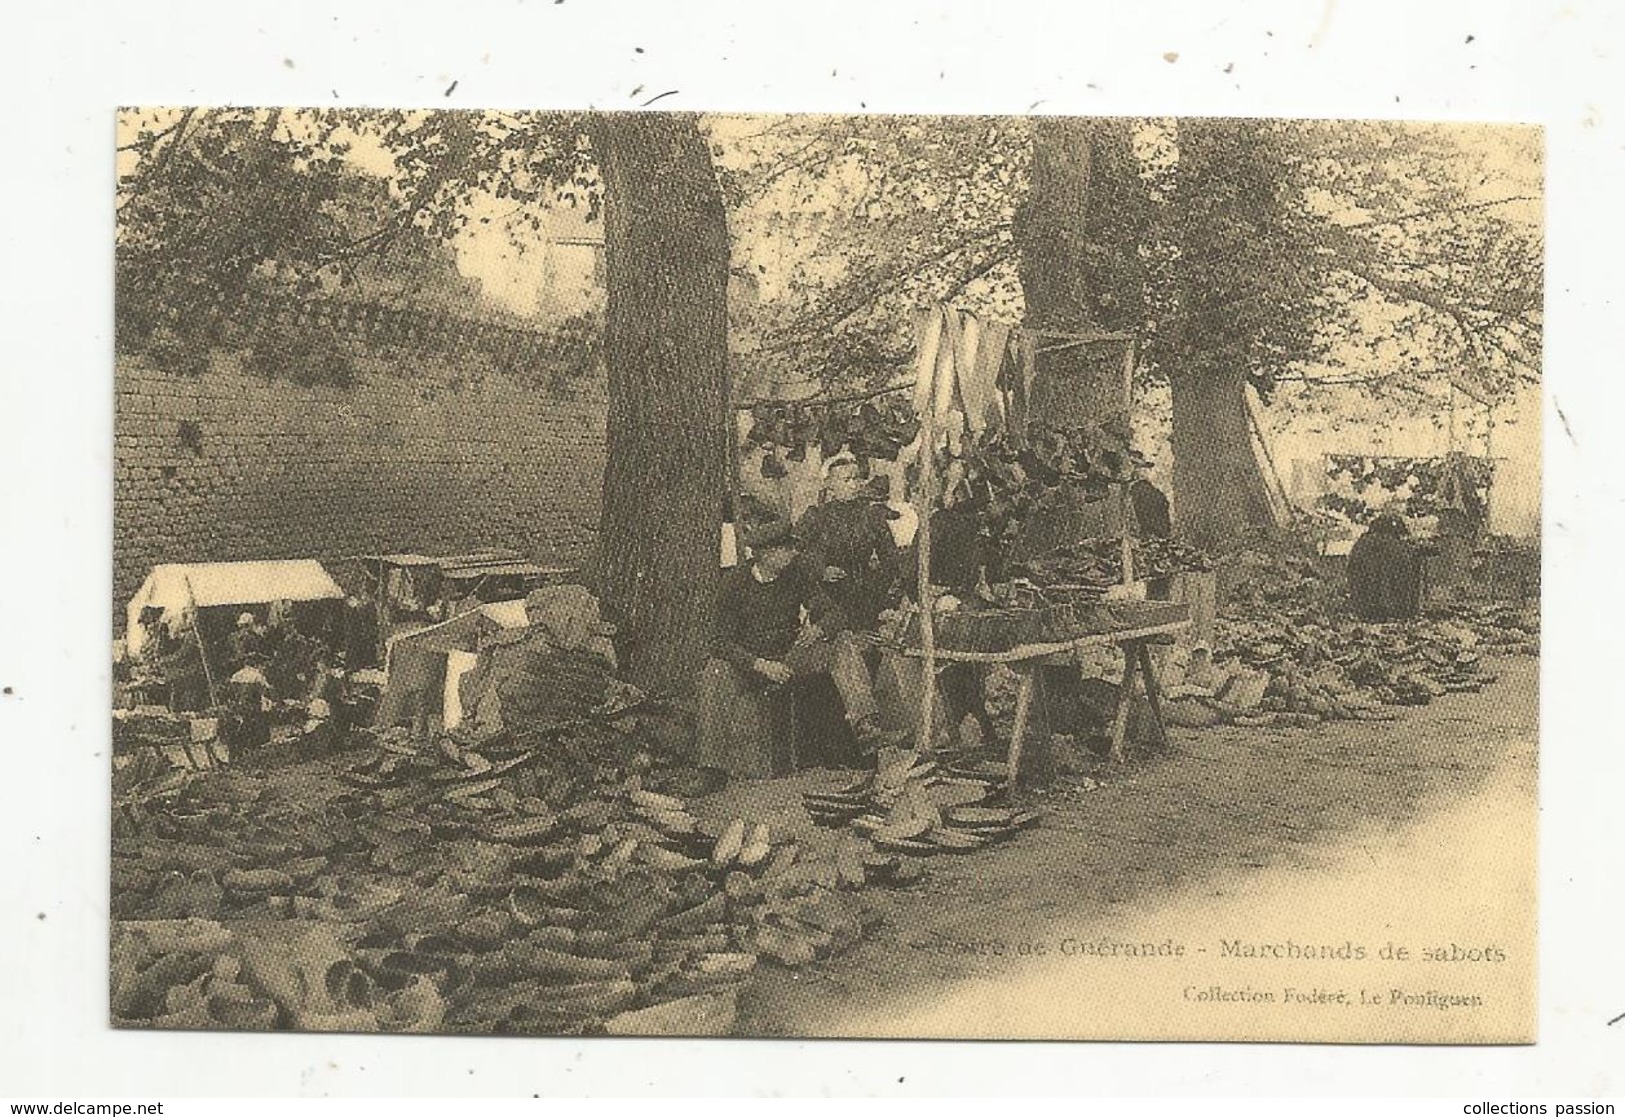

left=111, top=109, right=1540, bottom=1042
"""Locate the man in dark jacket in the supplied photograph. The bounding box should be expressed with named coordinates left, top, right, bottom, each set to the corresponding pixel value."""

left=794, top=452, right=901, bottom=633
left=713, top=521, right=900, bottom=754
left=1129, top=471, right=1172, bottom=539
left=1347, top=512, right=1424, bottom=621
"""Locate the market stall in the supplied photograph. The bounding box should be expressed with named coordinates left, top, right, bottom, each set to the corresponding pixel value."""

left=735, top=304, right=1208, bottom=783
left=899, top=304, right=1197, bottom=776
left=902, top=600, right=1190, bottom=781
left=354, top=551, right=577, bottom=658
left=122, top=559, right=348, bottom=710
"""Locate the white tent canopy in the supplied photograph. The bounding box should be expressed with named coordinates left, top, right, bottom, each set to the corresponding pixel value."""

left=125, top=560, right=346, bottom=655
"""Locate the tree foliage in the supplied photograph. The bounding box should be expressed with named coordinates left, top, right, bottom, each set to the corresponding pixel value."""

left=116, top=108, right=602, bottom=385
left=719, top=114, right=1158, bottom=402
left=717, top=115, right=1028, bottom=395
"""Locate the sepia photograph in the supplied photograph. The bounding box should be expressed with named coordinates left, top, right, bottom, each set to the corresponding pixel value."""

left=107, top=107, right=1542, bottom=1043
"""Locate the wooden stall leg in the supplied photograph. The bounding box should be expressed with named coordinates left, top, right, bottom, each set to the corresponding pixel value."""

left=1136, top=642, right=1170, bottom=752
left=1108, top=647, right=1139, bottom=764
left=1005, top=667, right=1036, bottom=790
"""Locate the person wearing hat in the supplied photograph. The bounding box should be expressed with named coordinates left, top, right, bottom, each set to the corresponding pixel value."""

left=222, top=652, right=272, bottom=752
left=226, top=611, right=268, bottom=675
left=793, top=451, right=902, bottom=632
left=712, top=519, right=901, bottom=758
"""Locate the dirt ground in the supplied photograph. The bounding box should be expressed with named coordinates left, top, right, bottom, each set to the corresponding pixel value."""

left=712, top=655, right=1539, bottom=1040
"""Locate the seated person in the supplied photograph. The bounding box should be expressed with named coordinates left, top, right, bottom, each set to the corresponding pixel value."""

left=1347, top=512, right=1424, bottom=621
left=222, top=653, right=272, bottom=752
left=226, top=612, right=268, bottom=674
left=155, top=617, right=210, bottom=713
left=712, top=521, right=903, bottom=757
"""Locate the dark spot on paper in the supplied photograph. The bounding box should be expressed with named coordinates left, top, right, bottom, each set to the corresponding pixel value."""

left=1466, top=34, right=1475, bottom=44
left=283, top=58, right=295, bottom=69
left=1224, top=62, right=1234, bottom=73
left=2, top=685, right=13, bottom=695
left=1554, top=400, right=1577, bottom=447
left=445, top=80, right=458, bottom=97
left=37, top=912, right=46, bottom=921
left=630, top=85, right=644, bottom=99
left=635, top=46, right=644, bottom=54
left=1163, top=51, right=1180, bottom=63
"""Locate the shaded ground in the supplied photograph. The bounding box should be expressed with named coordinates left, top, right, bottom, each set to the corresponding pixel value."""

left=715, top=655, right=1538, bottom=1040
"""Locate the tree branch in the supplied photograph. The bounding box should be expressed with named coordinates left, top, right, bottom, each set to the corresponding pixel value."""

left=1338, top=194, right=1538, bottom=233
left=758, top=222, right=1011, bottom=356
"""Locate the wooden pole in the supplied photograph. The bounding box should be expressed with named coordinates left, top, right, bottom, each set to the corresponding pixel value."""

left=181, top=576, right=219, bottom=709
left=1244, top=386, right=1294, bottom=529
left=913, top=317, right=941, bottom=756
left=1120, top=486, right=1135, bottom=587
left=1119, top=338, right=1137, bottom=586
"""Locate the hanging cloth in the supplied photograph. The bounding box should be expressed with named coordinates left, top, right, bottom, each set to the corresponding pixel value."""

left=933, top=307, right=965, bottom=427
left=1001, top=331, right=1037, bottom=434
left=960, top=319, right=1010, bottom=432
left=911, top=307, right=946, bottom=418
left=952, top=309, right=981, bottom=421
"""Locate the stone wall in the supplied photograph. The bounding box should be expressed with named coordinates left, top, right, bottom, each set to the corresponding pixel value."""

left=114, top=349, right=607, bottom=620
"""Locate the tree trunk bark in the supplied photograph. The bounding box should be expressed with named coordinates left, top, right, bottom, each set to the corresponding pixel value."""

left=1014, top=117, right=1124, bottom=427
left=1166, top=118, right=1278, bottom=554
left=1168, top=361, right=1273, bottom=552
left=594, top=112, right=731, bottom=693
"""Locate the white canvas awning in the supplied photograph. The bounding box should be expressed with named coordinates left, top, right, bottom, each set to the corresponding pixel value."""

left=126, top=560, right=345, bottom=655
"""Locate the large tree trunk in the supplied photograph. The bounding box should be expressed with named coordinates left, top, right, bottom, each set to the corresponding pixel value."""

left=1011, top=118, right=1145, bottom=788
left=594, top=112, right=731, bottom=693
left=1168, top=362, right=1274, bottom=552
left=1166, top=118, right=1279, bottom=554
left=1014, top=117, right=1123, bottom=427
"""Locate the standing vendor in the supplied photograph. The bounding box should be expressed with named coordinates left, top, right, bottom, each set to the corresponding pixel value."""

left=226, top=612, right=268, bottom=674
left=916, top=456, right=1001, bottom=747
left=794, top=451, right=902, bottom=633
left=926, top=456, right=996, bottom=590
left=1347, top=512, right=1425, bottom=621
